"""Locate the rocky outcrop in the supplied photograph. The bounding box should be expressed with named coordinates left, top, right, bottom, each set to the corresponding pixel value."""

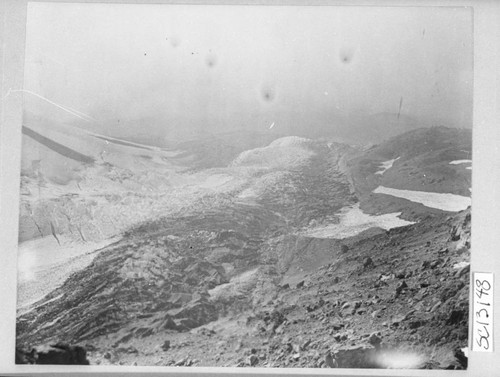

left=16, top=343, right=89, bottom=365
left=167, top=295, right=218, bottom=330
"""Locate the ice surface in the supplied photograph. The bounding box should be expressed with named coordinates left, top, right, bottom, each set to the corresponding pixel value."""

left=17, top=235, right=120, bottom=308
left=198, top=174, right=235, bottom=189
left=237, top=171, right=294, bottom=199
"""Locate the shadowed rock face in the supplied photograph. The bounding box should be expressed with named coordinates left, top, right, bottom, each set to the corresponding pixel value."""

left=16, top=343, right=89, bottom=365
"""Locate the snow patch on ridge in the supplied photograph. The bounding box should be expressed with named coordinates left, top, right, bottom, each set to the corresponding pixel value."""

left=449, top=160, right=472, bottom=171
left=304, top=203, right=414, bottom=239
left=373, top=186, right=471, bottom=212
left=449, top=159, right=472, bottom=165
left=375, top=157, right=400, bottom=175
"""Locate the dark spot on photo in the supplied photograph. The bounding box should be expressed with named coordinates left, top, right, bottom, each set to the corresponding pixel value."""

left=339, top=47, right=354, bottom=64
left=261, top=86, right=276, bottom=102
left=206, top=53, right=217, bottom=68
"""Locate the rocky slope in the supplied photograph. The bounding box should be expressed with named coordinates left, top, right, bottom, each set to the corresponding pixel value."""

left=16, top=127, right=471, bottom=369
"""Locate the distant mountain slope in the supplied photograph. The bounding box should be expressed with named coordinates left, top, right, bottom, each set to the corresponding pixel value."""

left=344, top=126, right=471, bottom=219
left=281, top=112, right=437, bottom=145
left=338, top=112, right=427, bottom=144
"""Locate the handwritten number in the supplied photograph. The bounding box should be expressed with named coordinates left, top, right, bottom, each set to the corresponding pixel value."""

left=479, top=325, right=490, bottom=338
left=476, top=335, right=490, bottom=350
left=477, top=326, right=490, bottom=350
left=476, top=279, right=491, bottom=291
left=476, top=308, right=489, bottom=319
left=474, top=276, right=493, bottom=351
left=476, top=288, right=490, bottom=298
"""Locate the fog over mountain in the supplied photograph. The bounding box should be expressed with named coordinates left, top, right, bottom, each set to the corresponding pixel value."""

left=24, top=4, right=472, bottom=144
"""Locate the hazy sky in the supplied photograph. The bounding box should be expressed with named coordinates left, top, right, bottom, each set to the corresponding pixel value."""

left=24, top=3, right=473, bottom=142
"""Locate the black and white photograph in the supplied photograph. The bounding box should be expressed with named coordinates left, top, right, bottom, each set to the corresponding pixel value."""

left=13, top=2, right=473, bottom=370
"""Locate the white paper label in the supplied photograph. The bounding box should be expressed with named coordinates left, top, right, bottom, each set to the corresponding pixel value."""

left=472, top=272, right=494, bottom=352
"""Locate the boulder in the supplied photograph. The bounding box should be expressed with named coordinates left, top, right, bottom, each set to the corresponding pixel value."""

left=15, top=348, right=36, bottom=364
left=117, top=346, right=138, bottom=354
left=161, top=315, right=178, bottom=330
left=395, top=280, right=408, bottom=297
left=333, top=345, right=378, bottom=368
left=324, top=352, right=338, bottom=368
left=161, top=340, right=171, bottom=351
left=432, top=347, right=467, bottom=370
left=421, top=260, right=431, bottom=270
left=363, top=257, right=374, bottom=269
left=247, top=354, right=259, bottom=366
left=368, top=333, right=382, bottom=349
left=33, top=343, right=90, bottom=365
